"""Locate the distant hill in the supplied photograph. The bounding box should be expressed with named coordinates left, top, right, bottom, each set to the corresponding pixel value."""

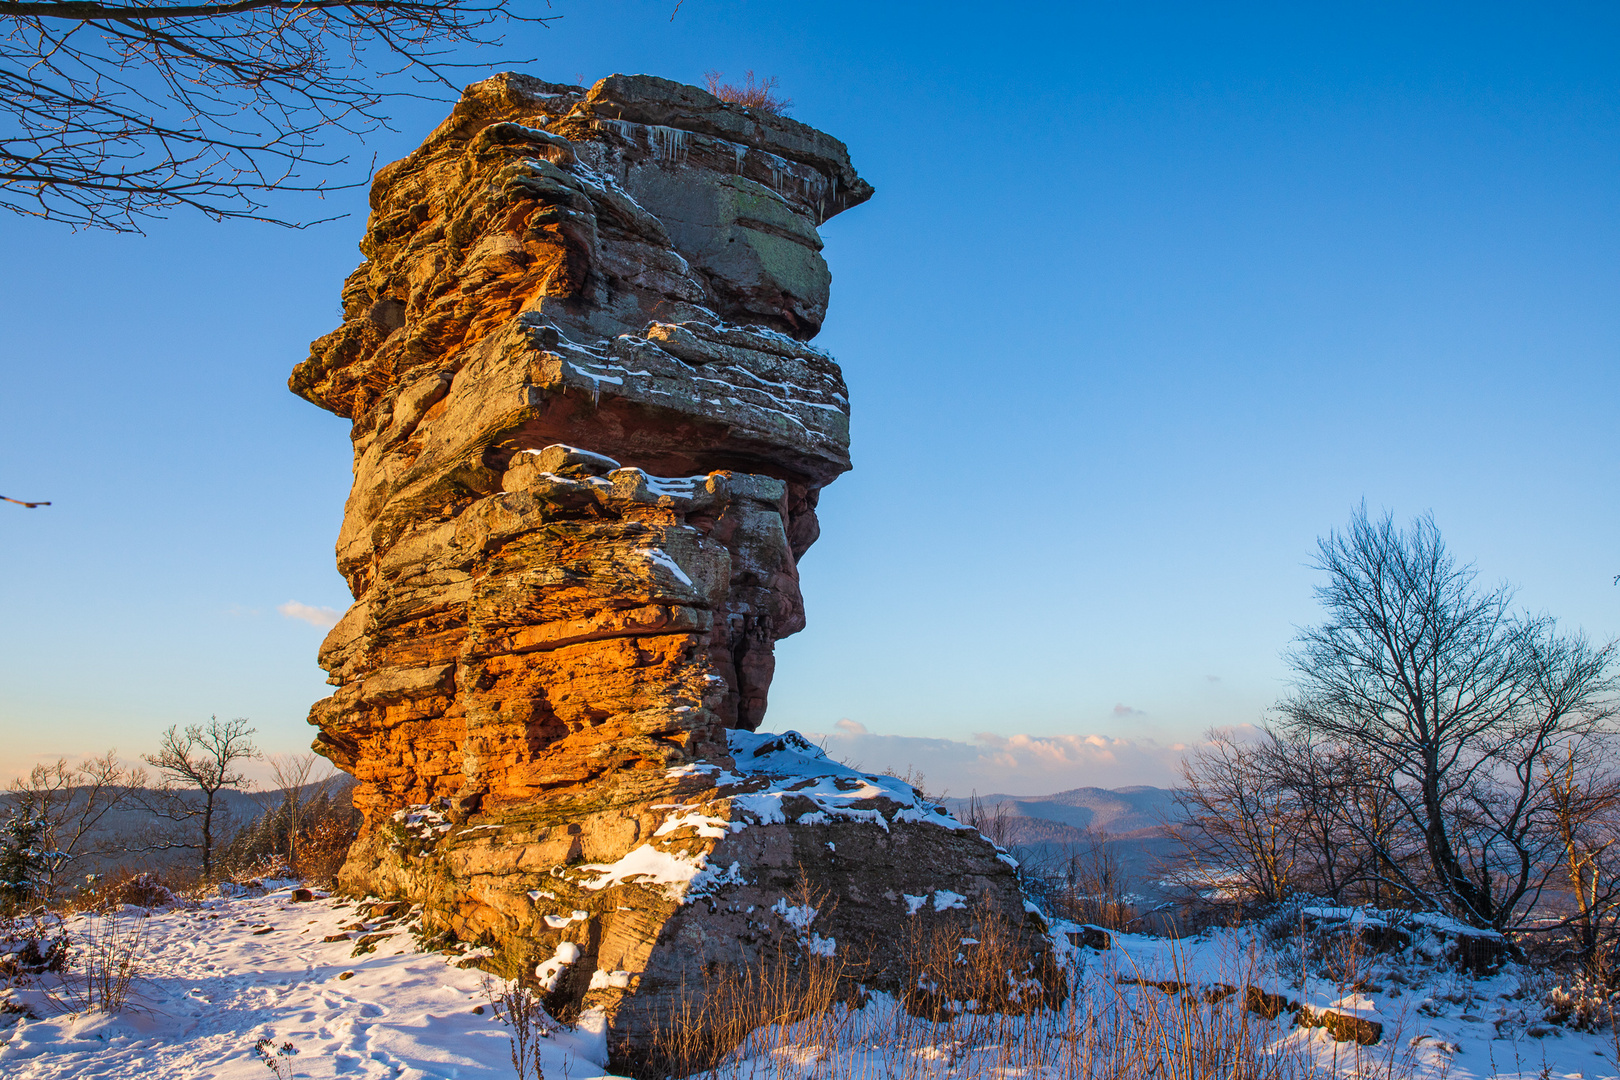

left=940, top=785, right=1181, bottom=841
left=3, top=779, right=354, bottom=882
left=936, top=786, right=1186, bottom=902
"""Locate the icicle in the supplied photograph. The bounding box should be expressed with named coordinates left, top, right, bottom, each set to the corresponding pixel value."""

left=648, top=125, right=688, bottom=165
left=733, top=144, right=746, bottom=174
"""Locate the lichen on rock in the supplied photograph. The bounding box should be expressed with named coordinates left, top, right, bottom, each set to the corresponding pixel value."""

left=294, top=71, right=1056, bottom=1065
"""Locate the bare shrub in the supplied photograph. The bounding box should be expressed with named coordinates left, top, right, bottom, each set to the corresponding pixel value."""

left=51, top=910, right=148, bottom=1013
left=1168, top=729, right=1300, bottom=909
left=222, top=774, right=359, bottom=887
left=0, top=914, right=69, bottom=984
left=486, top=978, right=549, bottom=1080
left=254, top=1038, right=300, bottom=1079
left=66, top=866, right=199, bottom=915
left=701, top=70, right=792, bottom=114
left=1041, top=829, right=1140, bottom=930
left=296, top=807, right=361, bottom=888
left=879, top=765, right=943, bottom=804
left=962, top=792, right=1015, bottom=851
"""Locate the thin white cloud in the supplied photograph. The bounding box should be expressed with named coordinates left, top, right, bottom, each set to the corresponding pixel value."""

left=834, top=718, right=868, bottom=735
left=1112, top=703, right=1146, bottom=717
left=277, top=600, right=342, bottom=629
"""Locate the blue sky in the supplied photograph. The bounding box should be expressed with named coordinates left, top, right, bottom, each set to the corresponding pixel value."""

left=2, top=2, right=1616, bottom=793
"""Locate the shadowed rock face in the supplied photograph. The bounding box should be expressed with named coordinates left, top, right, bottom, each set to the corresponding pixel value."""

left=294, top=73, right=1056, bottom=1065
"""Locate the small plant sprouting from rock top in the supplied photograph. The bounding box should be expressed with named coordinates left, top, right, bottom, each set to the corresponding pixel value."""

left=702, top=71, right=792, bottom=114
left=254, top=1037, right=298, bottom=1079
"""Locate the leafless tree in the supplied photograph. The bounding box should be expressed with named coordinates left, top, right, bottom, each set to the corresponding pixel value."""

left=5, top=750, right=145, bottom=899
left=1168, top=729, right=1301, bottom=904
left=1540, top=739, right=1620, bottom=977
left=1276, top=506, right=1618, bottom=931
left=142, top=716, right=258, bottom=877
left=1, top=1, right=549, bottom=232
left=263, top=751, right=333, bottom=870
left=1048, top=827, right=1136, bottom=929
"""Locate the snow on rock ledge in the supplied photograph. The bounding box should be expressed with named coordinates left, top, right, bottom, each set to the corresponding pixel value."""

left=341, top=727, right=1059, bottom=1068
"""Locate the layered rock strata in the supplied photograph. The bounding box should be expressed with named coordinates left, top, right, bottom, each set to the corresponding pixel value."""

left=294, top=72, right=1057, bottom=1064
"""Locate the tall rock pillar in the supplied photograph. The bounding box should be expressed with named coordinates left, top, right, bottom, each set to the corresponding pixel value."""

left=293, top=73, right=1057, bottom=1067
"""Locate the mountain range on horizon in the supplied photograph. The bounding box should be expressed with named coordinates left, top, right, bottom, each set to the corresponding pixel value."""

left=939, top=785, right=1181, bottom=843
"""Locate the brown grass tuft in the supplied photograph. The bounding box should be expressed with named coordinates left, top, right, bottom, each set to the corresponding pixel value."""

left=702, top=71, right=792, bottom=114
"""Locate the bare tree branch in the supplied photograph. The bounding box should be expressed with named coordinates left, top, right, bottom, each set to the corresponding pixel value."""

left=1, top=0, right=552, bottom=231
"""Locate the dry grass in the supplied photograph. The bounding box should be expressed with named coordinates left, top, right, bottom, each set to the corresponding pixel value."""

left=647, top=936, right=850, bottom=1079
left=638, top=925, right=1424, bottom=1080
left=702, top=71, right=792, bottom=114
left=900, top=897, right=1062, bottom=1024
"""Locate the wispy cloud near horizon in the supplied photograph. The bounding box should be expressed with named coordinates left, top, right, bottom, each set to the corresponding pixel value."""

left=277, top=600, right=342, bottom=629
left=782, top=725, right=1260, bottom=797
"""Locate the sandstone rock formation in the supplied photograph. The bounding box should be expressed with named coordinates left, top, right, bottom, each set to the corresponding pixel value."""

left=293, top=72, right=1057, bottom=1067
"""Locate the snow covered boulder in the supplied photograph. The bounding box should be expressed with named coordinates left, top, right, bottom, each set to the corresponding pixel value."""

left=342, top=730, right=1061, bottom=1067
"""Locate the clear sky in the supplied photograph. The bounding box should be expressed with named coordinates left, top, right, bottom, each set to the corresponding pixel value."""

left=2, top=2, right=1616, bottom=794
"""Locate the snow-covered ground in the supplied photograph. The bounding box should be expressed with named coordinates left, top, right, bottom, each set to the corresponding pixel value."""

left=5, top=885, right=1620, bottom=1080
left=0, top=886, right=620, bottom=1079
left=1055, top=915, right=1620, bottom=1080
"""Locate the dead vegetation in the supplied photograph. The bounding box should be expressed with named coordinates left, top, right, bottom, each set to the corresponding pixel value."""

left=631, top=922, right=1413, bottom=1080
left=702, top=71, right=793, bottom=114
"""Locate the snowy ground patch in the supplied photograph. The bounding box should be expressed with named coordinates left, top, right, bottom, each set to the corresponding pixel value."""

left=5, top=885, right=1618, bottom=1080
left=0, top=886, right=623, bottom=1079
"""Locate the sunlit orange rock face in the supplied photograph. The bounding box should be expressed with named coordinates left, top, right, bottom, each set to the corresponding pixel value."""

left=293, top=74, right=1058, bottom=1064
left=292, top=73, right=867, bottom=829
